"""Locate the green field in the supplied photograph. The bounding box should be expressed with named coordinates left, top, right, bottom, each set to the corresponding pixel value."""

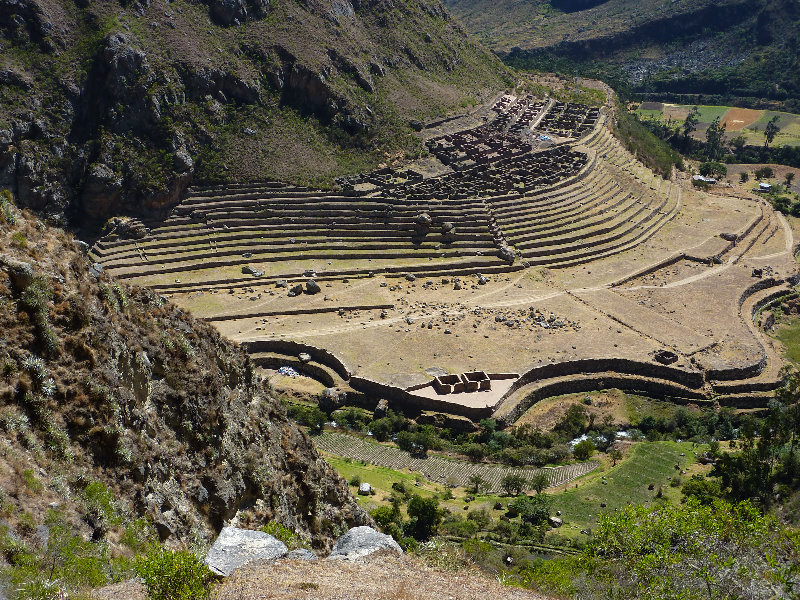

left=635, top=104, right=800, bottom=147
left=548, top=441, right=698, bottom=541
left=324, top=439, right=701, bottom=547
left=773, top=317, right=800, bottom=365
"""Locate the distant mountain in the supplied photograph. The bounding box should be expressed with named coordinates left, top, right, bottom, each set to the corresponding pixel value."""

left=446, top=0, right=800, bottom=108
left=0, top=0, right=511, bottom=224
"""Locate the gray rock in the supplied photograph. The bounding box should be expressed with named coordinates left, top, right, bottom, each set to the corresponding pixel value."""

left=286, top=549, right=317, bottom=561
left=498, top=244, right=516, bottom=263
left=0, top=256, right=34, bottom=291
left=327, top=526, right=402, bottom=560
left=205, top=526, right=288, bottom=577
left=242, top=265, right=264, bottom=277
left=306, top=279, right=321, bottom=294
left=373, top=398, right=389, bottom=419
left=319, top=387, right=346, bottom=412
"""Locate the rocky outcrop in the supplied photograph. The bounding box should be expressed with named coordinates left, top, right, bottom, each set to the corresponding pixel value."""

left=0, top=0, right=507, bottom=224
left=0, top=207, right=371, bottom=549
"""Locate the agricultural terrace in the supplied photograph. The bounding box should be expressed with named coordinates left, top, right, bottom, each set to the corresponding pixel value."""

left=636, top=102, right=800, bottom=147
left=92, top=91, right=800, bottom=424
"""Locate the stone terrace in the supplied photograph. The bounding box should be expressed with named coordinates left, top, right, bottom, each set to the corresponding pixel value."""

left=90, top=93, right=799, bottom=423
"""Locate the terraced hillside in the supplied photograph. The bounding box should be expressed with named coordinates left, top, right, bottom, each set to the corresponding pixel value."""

left=92, top=91, right=799, bottom=424
left=93, top=94, right=676, bottom=289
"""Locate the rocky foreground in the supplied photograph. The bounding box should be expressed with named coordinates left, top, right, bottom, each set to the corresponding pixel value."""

left=97, top=525, right=547, bottom=600
left=0, top=198, right=368, bottom=549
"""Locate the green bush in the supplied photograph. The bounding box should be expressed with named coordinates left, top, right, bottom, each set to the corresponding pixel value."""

left=573, top=439, right=596, bottom=460
left=135, top=547, right=214, bottom=600
left=260, top=522, right=308, bottom=550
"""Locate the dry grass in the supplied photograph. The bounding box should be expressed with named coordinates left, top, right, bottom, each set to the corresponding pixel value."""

left=94, top=554, right=548, bottom=600
left=224, top=554, right=547, bottom=600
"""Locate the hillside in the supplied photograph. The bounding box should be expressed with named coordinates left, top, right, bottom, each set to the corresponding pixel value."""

left=0, top=0, right=511, bottom=225
left=446, top=0, right=800, bottom=108
left=0, top=193, right=369, bottom=552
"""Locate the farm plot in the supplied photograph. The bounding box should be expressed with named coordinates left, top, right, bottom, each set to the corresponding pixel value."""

left=316, top=432, right=598, bottom=494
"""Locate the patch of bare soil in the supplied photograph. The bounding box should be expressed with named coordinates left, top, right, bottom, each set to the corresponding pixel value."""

left=721, top=107, right=762, bottom=131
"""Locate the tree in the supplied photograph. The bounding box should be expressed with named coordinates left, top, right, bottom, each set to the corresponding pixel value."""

left=529, top=471, right=550, bottom=494
left=764, top=115, right=780, bottom=148
left=699, top=161, right=727, bottom=178
left=682, top=106, right=699, bottom=140
left=405, top=495, right=443, bottom=541
left=573, top=439, right=596, bottom=461
left=463, top=443, right=486, bottom=463
left=467, top=474, right=486, bottom=495
left=705, top=116, right=725, bottom=160
left=500, top=474, right=528, bottom=496
left=588, top=499, right=800, bottom=600
left=608, top=448, right=623, bottom=466
left=508, top=494, right=552, bottom=525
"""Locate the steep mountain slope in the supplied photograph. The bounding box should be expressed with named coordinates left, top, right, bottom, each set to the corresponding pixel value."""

left=0, top=0, right=511, bottom=225
left=446, top=0, right=800, bottom=108
left=0, top=193, right=369, bottom=549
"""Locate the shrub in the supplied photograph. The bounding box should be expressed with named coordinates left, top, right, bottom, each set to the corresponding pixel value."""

left=755, top=166, right=774, bottom=180
left=135, top=547, right=214, bottom=600
left=260, top=522, right=308, bottom=550
left=698, top=161, right=727, bottom=178
left=573, top=439, right=596, bottom=461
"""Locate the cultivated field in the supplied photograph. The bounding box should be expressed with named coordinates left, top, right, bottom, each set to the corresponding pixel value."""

left=315, top=432, right=599, bottom=494
left=636, top=103, right=800, bottom=147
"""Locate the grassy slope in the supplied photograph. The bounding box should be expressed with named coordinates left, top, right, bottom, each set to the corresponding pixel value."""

left=549, top=441, right=697, bottom=539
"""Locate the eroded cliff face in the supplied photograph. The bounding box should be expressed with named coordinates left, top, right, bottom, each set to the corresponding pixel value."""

left=0, top=198, right=370, bottom=549
left=0, top=0, right=510, bottom=225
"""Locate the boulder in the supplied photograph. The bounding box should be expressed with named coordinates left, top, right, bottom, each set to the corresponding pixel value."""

left=319, top=387, right=346, bottom=412
left=498, top=244, right=515, bottom=263
left=242, top=265, right=264, bottom=277
left=327, top=526, right=402, bottom=560
left=373, top=398, right=389, bottom=419
left=306, top=279, right=321, bottom=294
left=205, top=527, right=288, bottom=577
left=0, top=256, right=34, bottom=292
